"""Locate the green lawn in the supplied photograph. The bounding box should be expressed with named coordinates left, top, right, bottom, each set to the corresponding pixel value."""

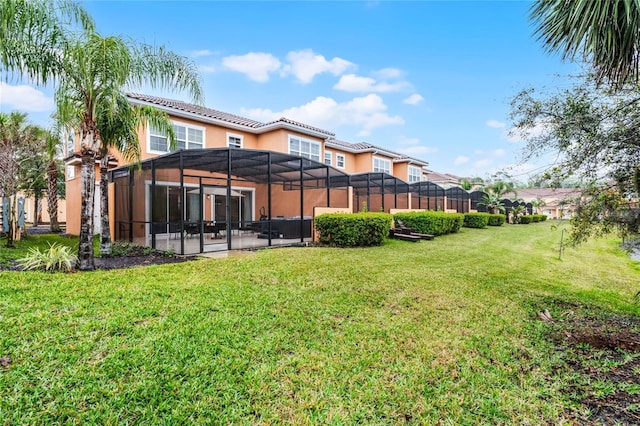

left=1, top=222, right=639, bottom=424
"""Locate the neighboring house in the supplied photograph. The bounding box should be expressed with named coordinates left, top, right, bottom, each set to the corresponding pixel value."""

left=503, top=188, right=582, bottom=219
left=423, top=169, right=460, bottom=187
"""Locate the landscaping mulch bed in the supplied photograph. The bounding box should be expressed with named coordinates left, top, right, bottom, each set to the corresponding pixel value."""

left=542, top=303, right=640, bottom=425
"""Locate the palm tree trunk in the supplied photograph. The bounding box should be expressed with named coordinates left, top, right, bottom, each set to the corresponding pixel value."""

left=78, top=152, right=96, bottom=270
left=99, top=150, right=111, bottom=255
left=47, top=159, right=60, bottom=233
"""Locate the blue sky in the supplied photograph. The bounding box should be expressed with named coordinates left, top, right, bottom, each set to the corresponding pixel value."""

left=0, top=1, right=580, bottom=181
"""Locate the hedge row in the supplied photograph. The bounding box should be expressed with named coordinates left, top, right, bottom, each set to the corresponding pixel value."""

left=314, top=212, right=392, bottom=247
left=394, top=211, right=464, bottom=236
left=530, top=214, right=548, bottom=222
left=463, top=213, right=490, bottom=228
left=517, top=214, right=548, bottom=224
left=487, top=214, right=506, bottom=226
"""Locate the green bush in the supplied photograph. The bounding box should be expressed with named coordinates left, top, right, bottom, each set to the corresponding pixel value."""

left=487, top=214, right=506, bottom=226
left=394, top=211, right=464, bottom=236
left=18, top=243, right=78, bottom=272
left=463, top=213, right=490, bottom=228
left=529, top=214, right=548, bottom=222
left=314, top=212, right=392, bottom=247
left=519, top=215, right=533, bottom=224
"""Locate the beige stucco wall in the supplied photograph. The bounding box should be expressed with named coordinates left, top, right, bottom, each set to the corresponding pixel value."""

left=64, top=163, right=83, bottom=235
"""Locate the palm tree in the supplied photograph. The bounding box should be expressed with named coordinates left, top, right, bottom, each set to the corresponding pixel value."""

left=530, top=0, right=640, bottom=87
left=54, top=33, right=202, bottom=270
left=45, top=127, right=63, bottom=233
left=95, top=93, right=176, bottom=255
left=1, top=1, right=202, bottom=270
left=530, top=197, right=547, bottom=215
left=18, top=127, right=48, bottom=227
left=478, top=193, right=506, bottom=215
left=486, top=180, right=516, bottom=199
left=0, top=0, right=94, bottom=85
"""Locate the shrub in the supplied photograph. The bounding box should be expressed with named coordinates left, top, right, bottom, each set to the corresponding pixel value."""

left=314, top=212, right=392, bottom=247
left=487, top=214, right=506, bottom=226
left=519, top=215, right=533, bottom=224
left=394, top=211, right=465, bottom=236
left=18, top=243, right=78, bottom=272
left=463, top=213, right=490, bottom=228
left=540, top=214, right=548, bottom=221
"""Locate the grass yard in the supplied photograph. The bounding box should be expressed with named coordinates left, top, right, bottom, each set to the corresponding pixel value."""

left=1, top=222, right=640, bottom=424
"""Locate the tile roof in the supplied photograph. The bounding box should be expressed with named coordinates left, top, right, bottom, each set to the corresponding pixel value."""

left=325, top=139, right=428, bottom=166
left=127, top=93, right=334, bottom=136
left=503, top=188, right=582, bottom=200
left=424, top=169, right=460, bottom=183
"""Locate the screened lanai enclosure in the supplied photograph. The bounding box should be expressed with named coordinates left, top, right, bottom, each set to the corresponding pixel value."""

left=110, top=148, right=352, bottom=255
left=350, top=173, right=411, bottom=212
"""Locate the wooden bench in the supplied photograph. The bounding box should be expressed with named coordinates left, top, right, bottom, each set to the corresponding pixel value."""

left=389, top=228, right=434, bottom=241
left=391, top=232, right=421, bottom=242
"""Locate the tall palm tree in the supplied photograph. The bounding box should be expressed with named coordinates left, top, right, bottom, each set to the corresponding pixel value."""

left=55, top=33, right=202, bottom=270
left=530, top=0, right=640, bottom=87
left=95, top=93, right=176, bottom=255
left=0, top=0, right=94, bottom=85
left=1, top=1, right=202, bottom=269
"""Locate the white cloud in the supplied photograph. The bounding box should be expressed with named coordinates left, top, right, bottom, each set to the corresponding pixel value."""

left=398, top=136, right=420, bottom=146
left=474, top=159, right=493, bottom=168
left=190, top=49, right=213, bottom=58
left=0, top=83, right=54, bottom=112
left=242, top=94, right=404, bottom=136
left=492, top=148, right=506, bottom=157
left=372, top=67, right=404, bottom=79
left=454, top=156, right=470, bottom=165
left=396, top=136, right=437, bottom=155
left=403, top=94, right=424, bottom=105
left=486, top=119, right=506, bottom=129
left=400, top=145, right=438, bottom=155
left=198, top=63, right=216, bottom=73
left=334, top=74, right=410, bottom=93
left=222, top=52, right=281, bottom=82
left=282, top=49, right=354, bottom=84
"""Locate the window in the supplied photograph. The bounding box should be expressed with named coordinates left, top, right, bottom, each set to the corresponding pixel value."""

left=336, top=154, right=345, bottom=169
left=149, top=122, right=204, bottom=153
left=324, top=150, right=332, bottom=166
left=289, top=136, right=320, bottom=162
left=66, top=165, right=75, bottom=180
left=227, top=133, right=243, bottom=149
left=373, top=157, right=391, bottom=174
left=408, top=166, right=422, bottom=183
left=66, top=131, right=74, bottom=156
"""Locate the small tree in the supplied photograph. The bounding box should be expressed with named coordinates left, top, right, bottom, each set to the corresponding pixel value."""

left=478, top=193, right=505, bottom=215
left=0, top=112, right=42, bottom=247
left=510, top=74, right=640, bottom=243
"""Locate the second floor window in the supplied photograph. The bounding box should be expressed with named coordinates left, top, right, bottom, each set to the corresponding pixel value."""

left=150, top=123, right=204, bottom=153
left=227, top=133, right=243, bottom=149
left=373, top=157, right=391, bottom=174
left=289, top=136, right=320, bottom=162
left=408, top=166, right=422, bottom=183
left=336, top=154, right=345, bottom=169
left=324, top=151, right=332, bottom=166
